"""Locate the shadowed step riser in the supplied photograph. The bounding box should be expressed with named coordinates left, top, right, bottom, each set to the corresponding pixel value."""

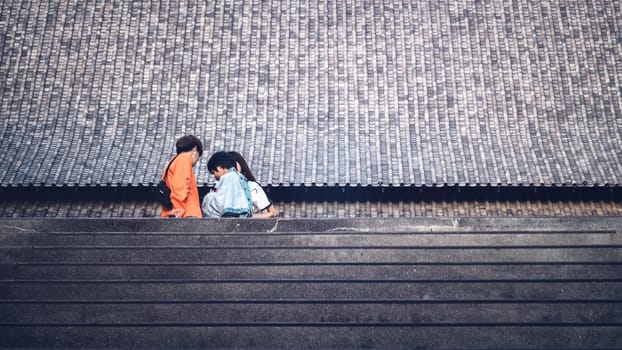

left=1, top=326, right=621, bottom=349
left=2, top=281, right=621, bottom=300
left=4, top=264, right=621, bottom=280
left=3, top=303, right=621, bottom=324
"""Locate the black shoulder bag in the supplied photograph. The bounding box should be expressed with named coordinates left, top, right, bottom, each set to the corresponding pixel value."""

left=156, top=155, right=178, bottom=210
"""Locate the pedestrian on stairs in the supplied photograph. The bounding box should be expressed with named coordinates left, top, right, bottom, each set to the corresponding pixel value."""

left=160, top=135, right=204, bottom=218
left=202, top=151, right=254, bottom=218
left=229, top=151, right=278, bottom=218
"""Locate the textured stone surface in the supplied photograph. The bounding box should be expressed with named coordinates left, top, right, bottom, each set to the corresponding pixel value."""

left=0, top=1, right=621, bottom=187
left=0, top=217, right=621, bottom=349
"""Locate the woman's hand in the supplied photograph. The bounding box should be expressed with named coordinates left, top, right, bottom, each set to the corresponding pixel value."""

left=253, top=205, right=278, bottom=218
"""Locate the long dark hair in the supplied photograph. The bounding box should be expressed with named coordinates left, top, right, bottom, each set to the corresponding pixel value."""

left=229, top=151, right=257, bottom=182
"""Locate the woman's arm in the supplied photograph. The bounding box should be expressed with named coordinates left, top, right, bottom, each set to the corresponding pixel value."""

left=253, top=204, right=278, bottom=218
left=248, top=181, right=278, bottom=218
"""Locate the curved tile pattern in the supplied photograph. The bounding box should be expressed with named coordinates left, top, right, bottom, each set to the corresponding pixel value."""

left=0, top=1, right=621, bottom=186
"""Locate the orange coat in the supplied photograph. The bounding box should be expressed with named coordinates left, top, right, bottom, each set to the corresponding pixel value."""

left=161, top=153, right=202, bottom=218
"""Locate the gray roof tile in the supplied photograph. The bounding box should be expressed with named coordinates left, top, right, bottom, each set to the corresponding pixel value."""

left=0, top=0, right=621, bottom=187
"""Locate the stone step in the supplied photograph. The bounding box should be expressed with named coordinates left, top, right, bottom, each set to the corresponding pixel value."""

left=5, top=231, right=620, bottom=246
left=3, top=263, right=620, bottom=280
left=4, top=246, right=621, bottom=264
left=2, top=302, right=620, bottom=324
left=2, top=326, right=620, bottom=349
left=1, top=217, right=618, bottom=234
left=2, top=280, right=621, bottom=300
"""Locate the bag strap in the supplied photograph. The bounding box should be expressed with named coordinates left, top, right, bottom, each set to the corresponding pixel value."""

left=162, top=154, right=179, bottom=181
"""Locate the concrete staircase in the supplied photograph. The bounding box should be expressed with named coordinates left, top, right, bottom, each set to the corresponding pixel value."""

left=1, top=217, right=621, bottom=349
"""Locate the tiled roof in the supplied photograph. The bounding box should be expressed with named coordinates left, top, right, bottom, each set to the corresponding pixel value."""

left=1, top=1, right=621, bottom=187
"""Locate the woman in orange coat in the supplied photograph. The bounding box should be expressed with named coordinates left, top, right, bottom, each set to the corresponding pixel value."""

left=161, top=135, right=203, bottom=218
